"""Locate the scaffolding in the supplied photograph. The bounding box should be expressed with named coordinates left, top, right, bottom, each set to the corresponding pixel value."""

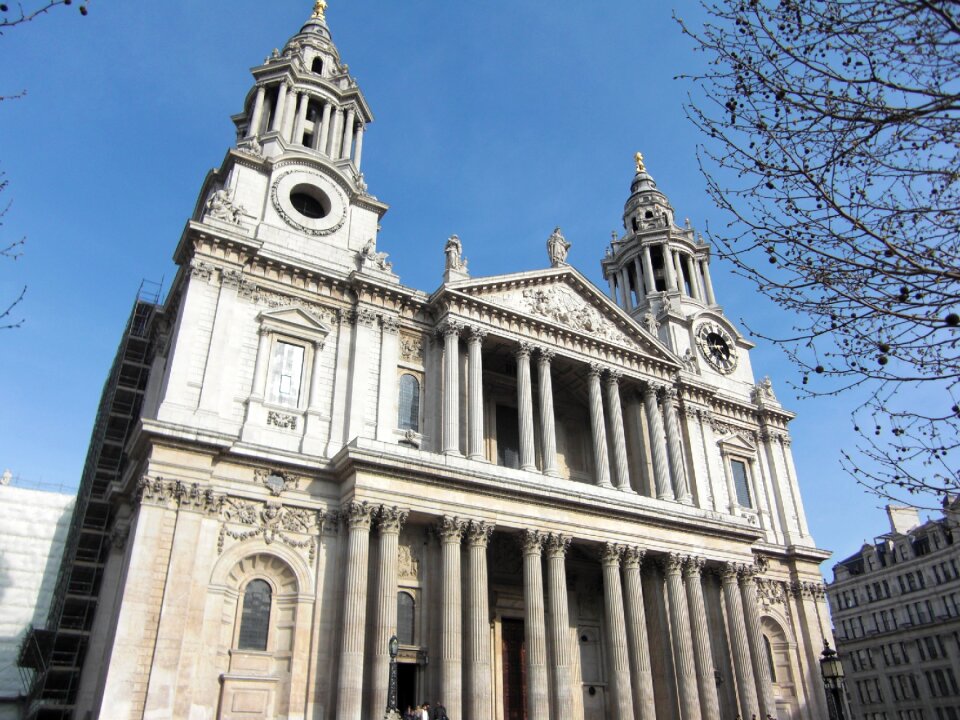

left=18, top=281, right=162, bottom=720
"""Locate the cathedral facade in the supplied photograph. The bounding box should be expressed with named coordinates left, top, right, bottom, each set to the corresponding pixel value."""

left=24, top=5, right=833, bottom=720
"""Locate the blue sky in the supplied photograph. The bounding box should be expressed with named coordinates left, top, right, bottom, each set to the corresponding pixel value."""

left=0, top=1, right=908, bottom=570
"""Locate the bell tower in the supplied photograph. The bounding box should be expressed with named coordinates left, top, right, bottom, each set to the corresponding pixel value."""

left=187, top=0, right=391, bottom=279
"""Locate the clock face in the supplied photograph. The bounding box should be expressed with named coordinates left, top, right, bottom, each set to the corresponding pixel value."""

left=695, top=321, right=738, bottom=374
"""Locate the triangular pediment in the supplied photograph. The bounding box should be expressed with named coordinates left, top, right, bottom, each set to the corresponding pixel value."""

left=258, top=308, right=331, bottom=341
left=717, top=431, right=757, bottom=454
left=445, top=267, right=676, bottom=363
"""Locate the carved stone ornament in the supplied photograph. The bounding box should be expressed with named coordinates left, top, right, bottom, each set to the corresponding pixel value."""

left=237, top=137, right=263, bottom=159
left=444, top=234, right=467, bottom=272
left=253, top=467, right=300, bottom=496
left=622, top=546, right=646, bottom=569
left=205, top=188, right=245, bottom=225
left=381, top=316, right=401, bottom=334
left=546, top=226, right=571, bottom=267
left=354, top=307, right=379, bottom=328
left=601, top=542, right=624, bottom=566
left=663, top=552, right=686, bottom=575
left=751, top=376, right=777, bottom=404
left=683, top=555, right=706, bottom=578
left=357, top=238, right=394, bottom=274
left=544, top=533, right=571, bottom=557
left=270, top=169, right=347, bottom=237
left=400, top=334, right=425, bottom=363
left=344, top=501, right=375, bottom=530
left=757, top=578, right=788, bottom=609
left=519, top=286, right=630, bottom=345
left=189, top=259, right=215, bottom=282
left=399, top=429, right=422, bottom=448
left=520, top=529, right=544, bottom=555
left=436, top=516, right=466, bottom=543
left=110, top=521, right=131, bottom=550
left=720, top=562, right=741, bottom=584
left=137, top=477, right=223, bottom=515
left=377, top=506, right=409, bottom=534
left=398, top=544, right=420, bottom=580
left=267, top=410, right=298, bottom=431
left=466, top=521, right=495, bottom=547
left=219, top=497, right=323, bottom=562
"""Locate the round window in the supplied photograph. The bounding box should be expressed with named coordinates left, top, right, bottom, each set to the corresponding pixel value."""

left=289, top=184, right=330, bottom=219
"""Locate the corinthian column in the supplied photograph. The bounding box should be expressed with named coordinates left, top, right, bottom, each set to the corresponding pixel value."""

left=516, top=343, right=537, bottom=471
left=369, top=506, right=408, bottom=717
left=740, top=565, right=775, bottom=719
left=538, top=350, right=559, bottom=477
left=588, top=364, right=612, bottom=488
left=664, top=554, right=701, bottom=720
left=545, top=534, right=574, bottom=713
left=642, top=382, right=673, bottom=500
left=467, top=327, right=487, bottom=460
left=336, top=502, right=374, bottom=720
left=684, top=557, right=720, bottom=720
left=438, top=517, right=466, bottom=719
left=521, top=530, right=550, bottom=720
left=441, top=322, right=462, bottom=455
left=605, top=371, right=632, bottom=491
left=602, top=543, right=635, bottom=720
left=622, top=547, right=656, bottom=720
left=466, top=521, right=494, bottom=720
left=662, top=387, right=692, bottom=503
left=721, top=564, right=759, bottom=719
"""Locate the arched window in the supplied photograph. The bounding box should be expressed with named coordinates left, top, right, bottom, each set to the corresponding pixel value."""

left=238, top=579, right=272, bottom=651
left=397, top=591, right=415, bottom=645
left=311, top=57, right=324, bottom=74
left=763, top=634, right=777, bottom=682
left=398, top=374, right=421, bottom=432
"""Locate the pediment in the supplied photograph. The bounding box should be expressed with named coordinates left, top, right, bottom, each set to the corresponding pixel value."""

left=447, top=268, right=675, bottom=362
left=717, top=431, right=757, bottom=454
left=258, top=308, right=331, bottom=342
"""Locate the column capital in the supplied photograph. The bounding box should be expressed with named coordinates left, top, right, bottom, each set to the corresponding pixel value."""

left=588, top=362, right=606, bottom=379
left=377, top=505, right=408, bottom=534
left=436, top=516, right=466, bottom=543
left=683, top=555, right=706, bottom=578
left=601, top=542, right=623, bottom=567
left=344, top=501, right=374, bottom=530
left=438, top=319, right=464, bottom=338
left=467, top=325, right=488, bottom=343
left=622, top=545, right=646, bottom=569
left=738, top=562, right=760, bottom=583
left=515, top=341, right=535, bottom=359
left=465, top=520, right=494, bottom=547
left=538, top=347, right=556, bottom=363
left=643, top=379, right=667, bottom=395
left=660, top=384, right=679, bottom=401
left=520, top=529, right=544, bottom=555
left=663, top=552, right=686, bottom=576
left=544, top=533, right=571, bottom=558
left=604, top=368, right=623, bottom=385
left=720, top=562, right=742, bottom=584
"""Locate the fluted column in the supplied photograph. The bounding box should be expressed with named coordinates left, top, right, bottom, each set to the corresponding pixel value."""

left=664, top=554, right=701, bottom=720
left=438, top=517, right=466, bottom=719
left=538, top=350, right=559, bottom=477
left=328, top=107, right=344, bottom=157
left=642, top=246, right=656, bottom=295
left=293, top=92, right=310, bottom=145
left=662, top=246, right=678, bottom=291
left=369, top=506, right=408, bottom=717
left=441, top=322, right=462, bottom=455
left=740, top=566, right=775, bottom=719
left=685, top=255, right=702, bottom=301
left=604, top=371, right=631, bottom=491
left=602, top=543, right=635, bottom=720
left=341, top=106, right=356, bottom=159
left=634, top=257, right=647, bottom=296
left=521, top=530, right=550, bottom=720
left=700, top=260, right=716, bottom=305
left=270, top=82, right=288, bottom=133
left=354, top=124, right=365, bottom=169
left=466, top=521, right=494, bottom=720
left=721, top=564, right=759, bottom=720
left=622, top=547, right=656, bottom=720
left=336, top=502, right=374, bottom=720
left=588, top=364, right=612, bottom=488
left=684, top=558, right=720, bottom=720
left=516, top=343, right=537, bottom=471
left=282, top=87, right=298, bottom=141
left=467, top=327, right=487, bottom=460
left=318, top=101, right=333, bottom=154
left=641, top=382, right=673, bottom=500
left=662, top=387, right=692, bottom=503
left=247, top=84, right=266, bottom=138
left=545, top=534, right=574, bottom=714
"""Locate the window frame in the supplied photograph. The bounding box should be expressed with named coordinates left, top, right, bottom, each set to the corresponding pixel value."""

left=235, top=577, right=276, bottom=653
left=396, top=371, right=423, bottom=433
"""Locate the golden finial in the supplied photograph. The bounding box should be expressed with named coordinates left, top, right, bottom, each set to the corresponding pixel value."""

left=634, top=151, right=645, bottom=173
left=312, top=0, right=328, bottom=20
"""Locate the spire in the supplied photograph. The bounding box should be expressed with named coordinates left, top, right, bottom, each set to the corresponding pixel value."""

left=299, top=0, right=332, bottom=40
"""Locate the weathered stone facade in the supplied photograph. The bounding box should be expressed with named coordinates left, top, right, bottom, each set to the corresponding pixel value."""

left=29, top=5, right=834, bottom=720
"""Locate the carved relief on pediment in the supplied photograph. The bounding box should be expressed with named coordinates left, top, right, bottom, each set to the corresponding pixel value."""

left=473, top=283, right=635, bottom=346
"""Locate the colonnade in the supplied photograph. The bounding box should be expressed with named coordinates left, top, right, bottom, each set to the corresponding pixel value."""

left=608, top=243, right=717, bottom=311
left=335, top=502, right=777, bottom=720
left=439, top=321, right=692, bottom=503
left=246, top=82, right=365, bottom=169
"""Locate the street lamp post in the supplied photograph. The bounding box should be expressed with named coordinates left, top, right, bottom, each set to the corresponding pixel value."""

left=384, top=635, right=400, bottom=720
left=820, top=639, right=852, bottom=720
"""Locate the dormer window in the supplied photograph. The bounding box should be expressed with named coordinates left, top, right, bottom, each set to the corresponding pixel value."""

left=312, top=57, right=324, bottom=75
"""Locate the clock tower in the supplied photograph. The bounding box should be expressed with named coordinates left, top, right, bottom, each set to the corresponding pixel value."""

left=601, top=154, right=758, bottom=389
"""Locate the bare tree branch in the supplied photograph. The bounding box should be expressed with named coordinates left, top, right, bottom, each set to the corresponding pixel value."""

left=677, top=0, right=960, bottom=505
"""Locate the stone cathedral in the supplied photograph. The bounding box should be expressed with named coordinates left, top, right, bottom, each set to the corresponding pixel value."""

left=20, top=4, right=834, bottom=720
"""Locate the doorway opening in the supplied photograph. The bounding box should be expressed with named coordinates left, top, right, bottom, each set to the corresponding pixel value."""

left=501, top=618, right=527, bottom=720
left=397, top=663, right=418, bottom=714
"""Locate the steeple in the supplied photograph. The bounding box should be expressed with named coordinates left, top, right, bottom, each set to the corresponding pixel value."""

left=231, top=0, right=373, bottom=179
left=601, top=154, right=717, bottom=326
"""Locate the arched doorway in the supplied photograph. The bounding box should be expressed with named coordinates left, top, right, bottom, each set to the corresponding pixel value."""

left=761, top=616, right=801, bottom=720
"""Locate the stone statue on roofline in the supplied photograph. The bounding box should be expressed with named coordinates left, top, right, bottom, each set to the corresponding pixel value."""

left=546, top=227, right=571, bottom=267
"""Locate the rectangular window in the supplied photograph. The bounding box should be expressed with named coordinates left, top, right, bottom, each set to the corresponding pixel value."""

left=730, top=459, right=752, bottom=507
left=496, top=404, right=521, bottom=470
left=267, top=341, right=305, bottom=407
